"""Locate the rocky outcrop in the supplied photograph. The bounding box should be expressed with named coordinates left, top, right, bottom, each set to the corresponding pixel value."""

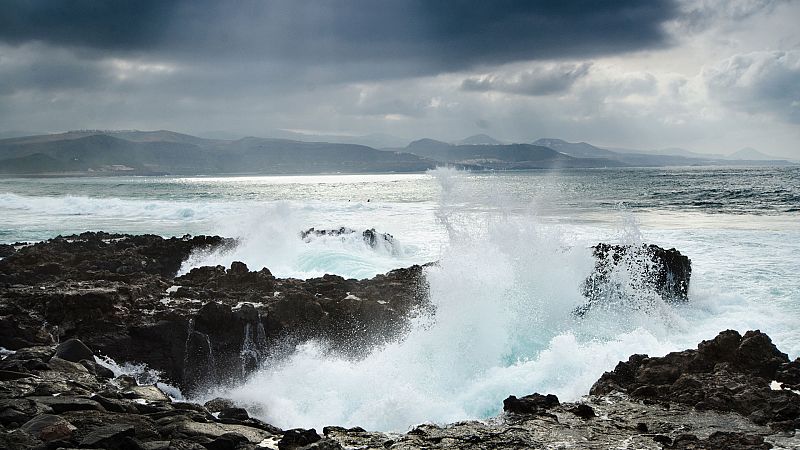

left=591, top=329, right=800, bottom=431
left=0, top=233, right=428, bottom=393
left=577, top=243, right=691, bottom=315
left=1, top=334, right=796, bottom=450
left=0, top=339, right=285, bottom=449
left=1, top=232, right=796, bottom=448
left=300, top=227, right=396, bottom=250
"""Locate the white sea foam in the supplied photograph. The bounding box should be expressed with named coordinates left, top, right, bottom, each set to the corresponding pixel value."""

left=198, top=169, right=713, bottom=431
left=2, top=170, right=798, bottom=432
left=95, top=354, right=184, bottom=401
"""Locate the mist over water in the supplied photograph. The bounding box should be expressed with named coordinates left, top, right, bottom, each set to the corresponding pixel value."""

left=1, top=168, right=798, bottom=431
left=190, top=168, right=796, bottom=432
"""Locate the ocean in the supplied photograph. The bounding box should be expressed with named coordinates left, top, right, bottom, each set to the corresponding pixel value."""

left=1, top=166, right=799, bottom=431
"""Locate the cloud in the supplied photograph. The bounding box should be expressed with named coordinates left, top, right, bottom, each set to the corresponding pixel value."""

left=704, top=50, right=800, bottom=122
left=674, top=0, right=788, bottom=32
left=0, top=0, right=679, bottom=80
left=461, top=62, right=592, bottom=96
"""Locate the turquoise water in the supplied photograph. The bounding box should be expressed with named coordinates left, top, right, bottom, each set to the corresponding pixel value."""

left=1, top=166, right=798, bottom=430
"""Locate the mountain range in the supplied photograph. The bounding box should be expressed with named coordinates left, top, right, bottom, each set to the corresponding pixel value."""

left=0, top=130, right=794, bottom=176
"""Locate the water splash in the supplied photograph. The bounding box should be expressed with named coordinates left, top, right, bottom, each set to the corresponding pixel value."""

left=200, top=169, right=691, bottom=431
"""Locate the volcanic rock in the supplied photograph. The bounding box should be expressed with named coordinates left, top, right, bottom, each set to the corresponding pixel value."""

left=300, top=227, right=395, bottom=250
left=590, top=329, right=799, bottom=428
left=503, top=393, right=560, bottom=415
left=54, top=338, right=94, bottom=362
left=578, top=243, right=691, bottom=315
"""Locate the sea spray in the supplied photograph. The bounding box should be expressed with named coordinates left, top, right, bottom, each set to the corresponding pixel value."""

left=180, top=201, right=426, bottom=280
left=199, top=169, right=692, bottom=431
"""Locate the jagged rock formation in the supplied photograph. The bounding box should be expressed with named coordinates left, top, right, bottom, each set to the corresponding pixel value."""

left=0, top=333, right=796, bottom=449
left=0, top=233, right=427, bottom=393
left=577, top=243, right=692, bottom=315
left=300, top=227, right=395, bottom=250
left=591, top=329, right=800, bottom=431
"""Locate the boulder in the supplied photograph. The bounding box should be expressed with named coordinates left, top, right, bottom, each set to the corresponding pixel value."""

left=299, top=227, right=395, bottom=250
left=503, top=393, right=560, bottom=415
left=590, top=330, right=799, bottom=428
left=55, top=338, right=95, bottom=363
left=278, top=428, right=321, bottom=449
left=79, top=423, right=136, bottom=448
left=21, top=413, right=76, bottom=442
left=578, top=243, right=691, bottom=315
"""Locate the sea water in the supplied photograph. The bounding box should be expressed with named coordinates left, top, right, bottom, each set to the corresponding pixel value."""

left=1, top=166, right=798, bottom=431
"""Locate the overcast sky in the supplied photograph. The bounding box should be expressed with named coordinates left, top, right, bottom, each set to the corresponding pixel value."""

left=1, top=0, right=798, bottom=157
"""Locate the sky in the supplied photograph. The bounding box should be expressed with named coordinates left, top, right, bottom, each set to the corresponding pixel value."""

left=0, top=0, right=799, bottom=157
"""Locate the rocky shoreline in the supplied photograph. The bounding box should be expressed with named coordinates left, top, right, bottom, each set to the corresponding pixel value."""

left=1, top=233, right=797, bottom=449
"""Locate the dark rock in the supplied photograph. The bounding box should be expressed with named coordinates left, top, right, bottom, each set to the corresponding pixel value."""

left=0, top=428, right=42, bottom=449
left=278, top=428, right=321, bottom=449
left=0, top=398, right=54, bottom=426
left=300, top=227, right=395, bottom=250
left=667, top=431, right=772, bottom=450
left=202, top=432, right=250, bottom=450
left=570, top=403, right=596, bottom=419
left=503, top=393, right=560, bottom=415
left=301, top=438, right=344, bottom=450
left=590, top=329, right=799, bottom=428
left=578, top=243, right=691, bottom=315
left=81, top=359, right=115, bottom=378
left=204, top=398, right=236, bottom=413
left=90, top=394, right=138, bottom=414
left=0, top=243, right=17, bottom=257
left=0, top=369, right=34, bottom=381
left=21, top=413, right=76, bottom=442
left=29, top=396, right=105, bottom=413
left=218, top=407, right=249, bottom=421
left=79, top=423, right=136, bottom=448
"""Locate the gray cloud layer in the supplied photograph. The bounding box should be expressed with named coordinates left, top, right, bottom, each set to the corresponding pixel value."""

left=0, top=0, right=797, bottom=157
left=0, top=1, right=678, bottom=80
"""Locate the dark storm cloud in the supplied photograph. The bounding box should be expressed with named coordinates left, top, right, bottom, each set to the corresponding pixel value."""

left=0, top=0, right=679, bottom=78
left=0, top=1, right=174, bottom=51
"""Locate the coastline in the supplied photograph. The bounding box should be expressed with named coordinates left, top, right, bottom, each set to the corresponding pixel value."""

left=0, top=232, right=798, bottom=448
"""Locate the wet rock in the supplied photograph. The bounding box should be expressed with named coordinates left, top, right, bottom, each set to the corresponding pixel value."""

left=21, top=413, right=76, bottom=442
left=54, top=338, right=94, bottom=362
left=0, top=428, right=42, bottom=449
left=503, top=393, right=560, bottom=415
left=0, top=398, right=54, bottom=426
left=203, top=431, right=250, bottom=450
left=578, top=243, right=691, bottom=315
left=48, top=356, right=91, bottom=374
left=29, top=396, right=105, bottom=413
left=300, top=227, right=395, bottom=250
left=122, top=385, right=172, bottom=402
left=590, top=329, right=799, bottom=428
left=570, top=403, right=596, bottom=419
left=278, top=428, right=321, bottom=449
left=218, top=407, right=249, bottom=421
left=204, top=398, right=236, bottom=413
left=0, top=243, right=17, bottom=257
left=79, top=423, right=136, bottom=448
left=667, top=431, right=772, bottom=450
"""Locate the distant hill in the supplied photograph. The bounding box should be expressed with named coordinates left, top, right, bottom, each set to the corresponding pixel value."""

left=727, top=147, right=779, bottom=161
left=457, top=134, right=504, bottom=145
left=249, top=130, right=412, bottom=149
left=0, top=131, right=45, bottom=140
left=1, top=130, right=793, bottom=176
left=0, top=131, right=436, bottom=175
left=533, top=138, right=618, bottom=159
left=406, top=138, right=625, bottom=169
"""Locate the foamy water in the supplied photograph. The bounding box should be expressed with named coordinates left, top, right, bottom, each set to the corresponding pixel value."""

left=1, top=167, right=798, bottom=431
